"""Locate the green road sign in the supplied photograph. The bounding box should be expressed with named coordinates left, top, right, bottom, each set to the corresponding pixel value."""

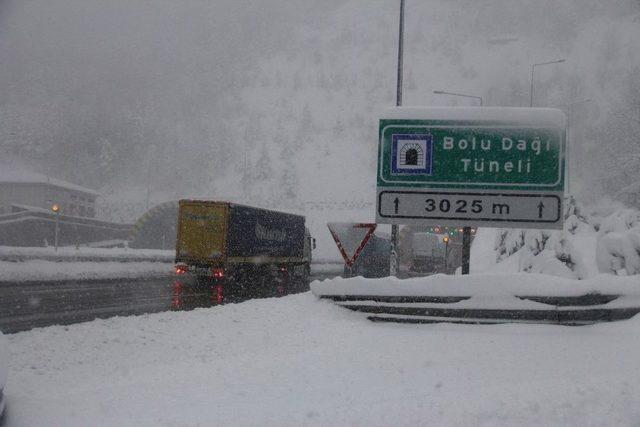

left=376, top=107, right=567, bottom=229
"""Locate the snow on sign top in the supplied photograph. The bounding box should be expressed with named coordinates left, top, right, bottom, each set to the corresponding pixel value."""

left=380, top=107, right=567, bottom=128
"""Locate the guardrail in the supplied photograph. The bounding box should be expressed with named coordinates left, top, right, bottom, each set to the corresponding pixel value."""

left=320, top=294, right=640, bottom=326
left=311, top=275, right=640, bottom=326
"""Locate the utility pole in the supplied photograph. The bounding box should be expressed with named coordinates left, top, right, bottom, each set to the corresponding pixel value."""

left=461, top=225, right=471, bottom=274
left=390, top=0, right=404, bottom=277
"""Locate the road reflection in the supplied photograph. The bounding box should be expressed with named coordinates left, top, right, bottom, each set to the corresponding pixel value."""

left=170, top=278, right=289, bottom=311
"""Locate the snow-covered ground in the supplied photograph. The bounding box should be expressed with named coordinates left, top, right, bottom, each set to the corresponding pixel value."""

left=312, top=273, right=640, bottom=298
left=4, top=290, right=640, bottom=426
left=0, top=245, right=175, bottom=282
left=0, top=260, right=174, bottom=282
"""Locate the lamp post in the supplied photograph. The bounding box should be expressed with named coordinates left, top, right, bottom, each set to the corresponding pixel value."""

left=390, top=0, right=405, bottom=278
left=433, top=90, right=483, bottom=106
left=530, top=59, right=566, bottom=107
left=442, top=235, right=449, bottom=273
left=51, top=204, right=60, bottom=252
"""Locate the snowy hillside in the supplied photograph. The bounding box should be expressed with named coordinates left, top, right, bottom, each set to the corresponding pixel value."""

left=4, top=1, right=640, bottom=221
left=213, top=0, right=640, bottom=212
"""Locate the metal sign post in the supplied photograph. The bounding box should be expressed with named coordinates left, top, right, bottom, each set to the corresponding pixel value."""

left=375, top=107, right=567, bottom=273
left=461, top=226, right=471, bottom=274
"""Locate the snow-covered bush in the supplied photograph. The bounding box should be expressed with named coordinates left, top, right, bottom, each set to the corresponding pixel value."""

left=494, top=229, right=525, bottom=263
left=563, top=197, right=593, bottom=235
left=596, top=231, right=640, bottom=275
left=597, top=209, right=640, bottom=235
left=493, top=226, right=588, bottom=279
left=485, top=198, right=598, bottom=278
left=520, top=232, right=588, bottom=279
left=595, top=208, right=640, bottom=275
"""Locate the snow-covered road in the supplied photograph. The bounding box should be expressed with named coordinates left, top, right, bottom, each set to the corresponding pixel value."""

left=4, top=290, right=640, bottom=426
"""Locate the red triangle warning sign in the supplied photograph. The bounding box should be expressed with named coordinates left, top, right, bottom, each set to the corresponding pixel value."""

left=327, top=222, right=377, bottom=267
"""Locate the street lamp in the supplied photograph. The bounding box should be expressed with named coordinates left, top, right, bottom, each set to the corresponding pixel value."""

left=530, top=59, right=566, bottom=107
left=442, top=235, right=450, bottom=273
left=433, top=90, right=483, bottom=106
left=390, top=0, right=405, bottom=278
left=51, top=204, right=60, bottom=252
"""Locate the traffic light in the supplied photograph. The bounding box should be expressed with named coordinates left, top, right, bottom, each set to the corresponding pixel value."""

left=51, top=204, right=60, bottom=213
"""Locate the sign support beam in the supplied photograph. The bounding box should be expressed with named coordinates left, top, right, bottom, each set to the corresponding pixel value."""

left=461, top=226, right=471, bottom=274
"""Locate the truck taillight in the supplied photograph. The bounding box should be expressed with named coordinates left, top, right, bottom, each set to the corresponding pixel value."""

left=212, top=268, right=225, bottom=279
left=175, top=264, right=189, bottom=275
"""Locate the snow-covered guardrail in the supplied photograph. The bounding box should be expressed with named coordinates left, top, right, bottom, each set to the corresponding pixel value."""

left=0, top=246, right=175, bottom=263
left=0, top=247, right=341, bottom=283
left=311, top=274, right=640, bottom=325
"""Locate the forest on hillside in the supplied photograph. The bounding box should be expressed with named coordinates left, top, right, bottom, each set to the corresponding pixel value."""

left=1, top=0, right=639, bottom=221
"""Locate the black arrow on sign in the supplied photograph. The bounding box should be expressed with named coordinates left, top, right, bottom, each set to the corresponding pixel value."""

left=394, top=197, right=400, bottom=214
left=537, top=201, right=545, bottom=218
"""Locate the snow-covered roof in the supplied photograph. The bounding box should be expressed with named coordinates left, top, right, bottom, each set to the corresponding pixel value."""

left=0, top=169, right=99, bottom=196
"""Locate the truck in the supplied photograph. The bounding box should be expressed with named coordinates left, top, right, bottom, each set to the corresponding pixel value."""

left=174, top=200, right=314, bottom=305
left=409, top=232, right=446, bottom=273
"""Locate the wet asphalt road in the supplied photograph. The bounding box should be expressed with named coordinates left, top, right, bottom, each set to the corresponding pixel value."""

left=0, top=270, right=341, bottom=334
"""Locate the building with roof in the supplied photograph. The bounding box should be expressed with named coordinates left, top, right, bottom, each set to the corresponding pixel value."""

left=0, top=169, right=137, bottom=247
left=0, top=169, right=99, bottom=218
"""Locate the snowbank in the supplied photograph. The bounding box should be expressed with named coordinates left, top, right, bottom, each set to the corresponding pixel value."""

left=311, top=273, right=640, bottom=298
left=0, top=246, right=174, bottom=262
left=5, top=292, right=640, bottom=426
left=0, top=260, right=173, bottom=282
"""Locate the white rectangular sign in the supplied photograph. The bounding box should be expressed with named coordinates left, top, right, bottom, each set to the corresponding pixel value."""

left=377, top=189, right=563, bottom=229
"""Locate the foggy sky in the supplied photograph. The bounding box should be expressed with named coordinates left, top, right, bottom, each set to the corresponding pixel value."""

left=2, top=0, right=639, bottom=221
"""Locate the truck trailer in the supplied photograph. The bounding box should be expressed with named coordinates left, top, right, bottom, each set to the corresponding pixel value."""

left=174, top=200, right=314, bottom=305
